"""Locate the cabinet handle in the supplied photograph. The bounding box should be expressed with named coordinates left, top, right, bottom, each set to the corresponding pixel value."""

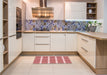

left=35, top=36, right=49, bottom=38
left=81, top=47, right=88, bottom=52
left=9, top=34, right=16, bottom=37
left=36, top=43, right=49, bottom=45
left=81, top=38, right=88, bottom=42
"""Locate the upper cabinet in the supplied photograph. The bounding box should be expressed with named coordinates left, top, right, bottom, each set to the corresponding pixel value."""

left=0, top=0, right=3, bottom=38
left=8, top=0, right=16, bottom=36
left=65, top=2, right=86, bottom=20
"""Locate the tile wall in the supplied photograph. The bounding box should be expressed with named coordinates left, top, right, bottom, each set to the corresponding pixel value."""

left=25, top=20, right=90, bottom=31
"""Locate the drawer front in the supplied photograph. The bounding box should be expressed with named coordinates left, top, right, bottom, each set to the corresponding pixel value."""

left=35, top=45, right=50, bottom=51
left=79, top=35, right=89, bottom=47
left=35, top=33, right=50, bottom=37
left=35, top=37, right=50, bottom=44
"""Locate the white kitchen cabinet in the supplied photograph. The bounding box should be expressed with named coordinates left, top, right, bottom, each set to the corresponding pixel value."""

left=78, top=35, right=96, bottom=68
left=0, top=40, right=3, bottom=73
left=22, top=33, right=35, bottom=51
left=8, top=0, right=16, bottom=36
left=51, top=33, right=66, bottom=51
left=35, top=33, right=50, bottom=51
left=16, top=38, right=22, bottom=54
left=66, top=34, right=77, bottom=51
left=0, top=0, right=3, bottom=39
left=8, top=36, right=17, bottom=63
left=65, top=2, right=86, bottom=19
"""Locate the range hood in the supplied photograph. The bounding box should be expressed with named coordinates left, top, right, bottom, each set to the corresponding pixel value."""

left=32, top=0, right=54, bottom=19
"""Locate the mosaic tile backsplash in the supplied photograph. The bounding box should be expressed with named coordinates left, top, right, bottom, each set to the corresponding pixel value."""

left=25, top=20, right=90, bottom=31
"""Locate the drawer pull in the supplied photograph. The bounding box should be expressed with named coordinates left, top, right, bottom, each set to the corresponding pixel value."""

left=36, top=43, right=49, bottom=45
left=35, top=36, right=49, bottom=38
left=81, top=38, right=88, bottom=42
left=81, top=47, right=88, bottom=52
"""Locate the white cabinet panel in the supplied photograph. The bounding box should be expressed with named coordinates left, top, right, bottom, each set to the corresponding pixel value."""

left=22, top=33, right=35, bottom=51
left=35, top=37, right=50, bottom=44
left=8, top=36, right=17, bottom=64
left=66, top=34, right=77, bottom=51
left=35, top=45, right=50, bottom=51
left=0, top=40, right=3, bottom=72
left=35, top=33, right=51, bottom=51
left=51, top=33, right=66, bottom=51
left=0, top=0, right=3, bottom=38
left=8, top=0, right=16, bottom=36
left=16, top=38, right=22, bottom=54
left=0, top=52, right=3, bottom=73
left=35, top=33, right=50, bottom=37
left=65, top=2, right=86, bottom=19
left=87, top=37, right=96, bottom=68
left=78, top=34, right=96, bottom=68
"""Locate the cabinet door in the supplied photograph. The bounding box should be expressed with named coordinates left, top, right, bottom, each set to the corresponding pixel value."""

left=65, top=2, right=86, bottom=19
left=0, top=0, right=3, bottom=38
left=8, top=0, right=16, bottom=36
left=66, top=34, right=77, bottom=51
left=16, top=38, right=22, bottom=54
left=0, top=40, right=3, bottom=72
left=51, top=33, right=66, bottom=51
left=22, top=33, right=35, bottom=51
left=8, top=36, right=17, bottom=64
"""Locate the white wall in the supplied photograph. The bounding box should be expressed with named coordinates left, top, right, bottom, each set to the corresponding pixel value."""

left=23, top=0, right=94, bottom=20
left=48, top=0, right=65, bottom=20
left=23, top=0, right=39, bottom=20
left=16, top=0, right=23, bottom=8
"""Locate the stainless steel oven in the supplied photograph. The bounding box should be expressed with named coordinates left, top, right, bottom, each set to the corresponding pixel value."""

left=16, top=7, right=22, bottom=39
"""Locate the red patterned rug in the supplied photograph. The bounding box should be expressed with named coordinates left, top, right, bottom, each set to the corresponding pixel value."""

left=33, top=56, right=72, bottom=64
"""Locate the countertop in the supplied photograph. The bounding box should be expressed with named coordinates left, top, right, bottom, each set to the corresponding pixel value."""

left=22, top=31, right=107, bottom=40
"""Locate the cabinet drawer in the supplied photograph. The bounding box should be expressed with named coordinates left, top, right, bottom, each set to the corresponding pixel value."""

left=35, top=33, right=50, bottom=37
left=35, top=45, right=50, bottom=51
left=79, top=35, right=89, bottom=45
left=35, top=37, right=50, bottom=44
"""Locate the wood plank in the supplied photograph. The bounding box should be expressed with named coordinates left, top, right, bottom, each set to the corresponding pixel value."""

left=21, top=51, right=78, bottom=56
left=96, top=40, right=107, bottom=74
left=78, top=53, right=96, bottom=73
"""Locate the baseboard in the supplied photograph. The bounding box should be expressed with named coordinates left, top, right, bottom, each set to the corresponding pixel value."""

left=96, top=68, right=107, bottom=74
left=78, top=53, right=96, bottom=73
left=21, top=51, right=78, bottom=56
left=0, top=52, right=22, bottom=75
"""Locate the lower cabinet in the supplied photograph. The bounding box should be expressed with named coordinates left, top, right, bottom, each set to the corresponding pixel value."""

left=22, top=33, right=78, bottom=52
left=35, top=33, right=51, bottom=51
left=78, top=35, right=96, bottom=68
left=0, top=40, right=3, bottom=73
left=16, top=38, right=22, bottom=54
left=66, top=34, right=77, bottom=51
left=51, top=33, right=66, bottom=51
left=22, top=33, right=35, bottom=51
left=8, top=36, right=17, bottom=64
